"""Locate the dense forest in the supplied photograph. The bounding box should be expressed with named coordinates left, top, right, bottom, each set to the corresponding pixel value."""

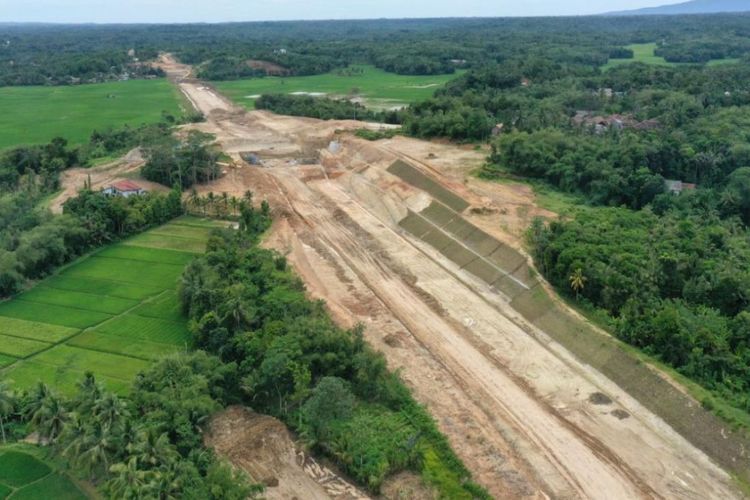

left=4, top=14, right=750, bottom=85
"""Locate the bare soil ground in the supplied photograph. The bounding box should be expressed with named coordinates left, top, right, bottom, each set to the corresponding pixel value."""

left=205, top=406, right=369, bottom=500
left=167, top=66, right=744, bottom=499
left=50, top=148, right=167, bottom=213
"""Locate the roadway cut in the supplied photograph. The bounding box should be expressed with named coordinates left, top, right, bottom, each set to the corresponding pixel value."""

left=161, top=57, right=748, bottom=499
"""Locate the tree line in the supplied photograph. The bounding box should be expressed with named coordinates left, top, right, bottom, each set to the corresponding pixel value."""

left=7, top=15, right=750, bottom=86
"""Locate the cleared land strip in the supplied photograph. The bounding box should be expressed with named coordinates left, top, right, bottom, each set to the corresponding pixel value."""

left=265, top=166, right=740, bottom=498
left=0, top=217, right=220, bottom=395
left=388, top=161, right=750, bottom=489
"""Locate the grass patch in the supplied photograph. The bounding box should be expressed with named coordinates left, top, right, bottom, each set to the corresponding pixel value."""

left=214, top=64, right=461, bottom=111
left=0, top=451, right=51, bottom=487
left=0, top=79, right=183, bottom=150
left=0, top=301, right=111, bottom=329
left=20, top=286, right=138, bottom=315
left=0, top=335, right=50, bottom=358
left=92, top=314, right=190, bottom=346
left=602, top=43, right=738, bottom=70
left=67, top=330, right=181, bottom=361
left=42, top=275, right=163, bottom=301
left=11, top=473, right=87, bottom=500
left=0, top=317, right=78, bottom=343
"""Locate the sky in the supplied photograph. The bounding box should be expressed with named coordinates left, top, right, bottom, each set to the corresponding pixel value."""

left=0, top=0, right=687, bottom=23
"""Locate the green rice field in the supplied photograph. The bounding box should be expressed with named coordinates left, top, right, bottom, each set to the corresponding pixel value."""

left=0, top=445, right=87, bottom=499
left=0, top=79, right=185, bottom=150
left=0, top=216, right=223, bottom=395
left=214, top=64, right=462, bottom=110
left=603, top=43, right=740, bottom=70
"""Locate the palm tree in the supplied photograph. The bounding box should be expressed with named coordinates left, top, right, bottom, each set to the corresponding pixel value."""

left=93, top=393, right=129, bottom=431
left=0, top=382, right=16, bottom=444
left=229, top=196, right=239, bottom=217
left=128, top=430, right=177, bottom=468
left=222, top=283, right=254, bottom=330
left=31, top=392, right=68, bottom=443
left=569, top=267, right=587, bottom=300
left=23, top=382, right=51, bottom=420
left=243, top=190, right=253, bottom=207
left=188, top=188, right=200, bottom=214
left=107, top=457, right=152, bottom=499
left=206, top=192, right=216, bottom=217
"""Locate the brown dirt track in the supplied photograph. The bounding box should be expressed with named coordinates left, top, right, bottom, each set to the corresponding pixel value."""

left=166, top=58, right=748, bottom=499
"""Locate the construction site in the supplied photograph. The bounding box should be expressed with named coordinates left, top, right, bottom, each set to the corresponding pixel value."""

left=58, top=54, right=748, bottom=499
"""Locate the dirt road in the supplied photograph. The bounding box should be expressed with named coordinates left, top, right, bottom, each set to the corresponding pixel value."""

left=175, top=73, right=744, bottom=499
left=50, top=148, right=166, bottom=213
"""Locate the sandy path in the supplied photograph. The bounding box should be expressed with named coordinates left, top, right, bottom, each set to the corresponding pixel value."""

left=173, top=79, right=744, bottom=499
left=50, top=148, right=166, bottom=213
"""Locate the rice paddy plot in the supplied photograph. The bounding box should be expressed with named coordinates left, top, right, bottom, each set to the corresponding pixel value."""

left=20, top=286, right=138, bottom=315
left=147, top=223, right=215, bottom=240
left=0, top=446, right=88, bottom=500
left=132, top=291, right=185, bottom=323
left=0, top=335, right=51, bottom=359
left=4, top=361, right=130, bottom=396
left=0, top=355, right=16, bottom=369
left=602, top=43, right=739, bottom=70
left=0, top=301, right=111, bottom=329
left=42, top=275, right=163, bottom=301
left=10, top=473, right=87, bottom=500
left=60, top=256, right=185, bottom=288
left=32, top=345, right=149, bottom=382
left=123, top=232, right=207, bottom=253
left=92, top=314, right=190, bottom=346
left=67, top=330, right=181, bottom=361
left=1, top=218, right=224, bottom=394
left=214, top=64, right=462, bottom=110
left=96, top=245, right=197, bottom=266
left=0, top=79, right=183, bottom=150
left=0, top=317, right=78, bottom=343
left=172, top=215, right=229, bottom=228
left=0, top=451, right=51, bottom=487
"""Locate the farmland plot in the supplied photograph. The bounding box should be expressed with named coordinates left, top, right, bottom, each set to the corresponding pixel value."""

left=0, top=216, right=224, bottom=395
left=0, top=446, right=87, bottom=499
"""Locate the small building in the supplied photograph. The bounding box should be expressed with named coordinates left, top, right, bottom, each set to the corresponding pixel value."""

left=491, top=123, right=505, bottom=136
left=103, top=180, right=146, bottom=197
left=664, top=179, right=697, bottom=195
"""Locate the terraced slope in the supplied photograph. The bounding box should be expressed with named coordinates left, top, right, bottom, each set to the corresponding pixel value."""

left=0, top=216, right=222, bottom=395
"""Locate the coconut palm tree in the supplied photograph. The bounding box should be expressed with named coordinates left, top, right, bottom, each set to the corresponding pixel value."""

left=0, top=382, right=16, bottom=444
left=93, top=393, right=129, bottom=431
left=206, top=192, right=216, bottom=217
left=107, top=457, right=153, bottom=499
left=569, top=267, right=587, bottom=300
left=128, top=430, right=177, bottom=468
left=23, top=382, right=51, bottom=420
left=31, top=392, right=68, bottom=443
